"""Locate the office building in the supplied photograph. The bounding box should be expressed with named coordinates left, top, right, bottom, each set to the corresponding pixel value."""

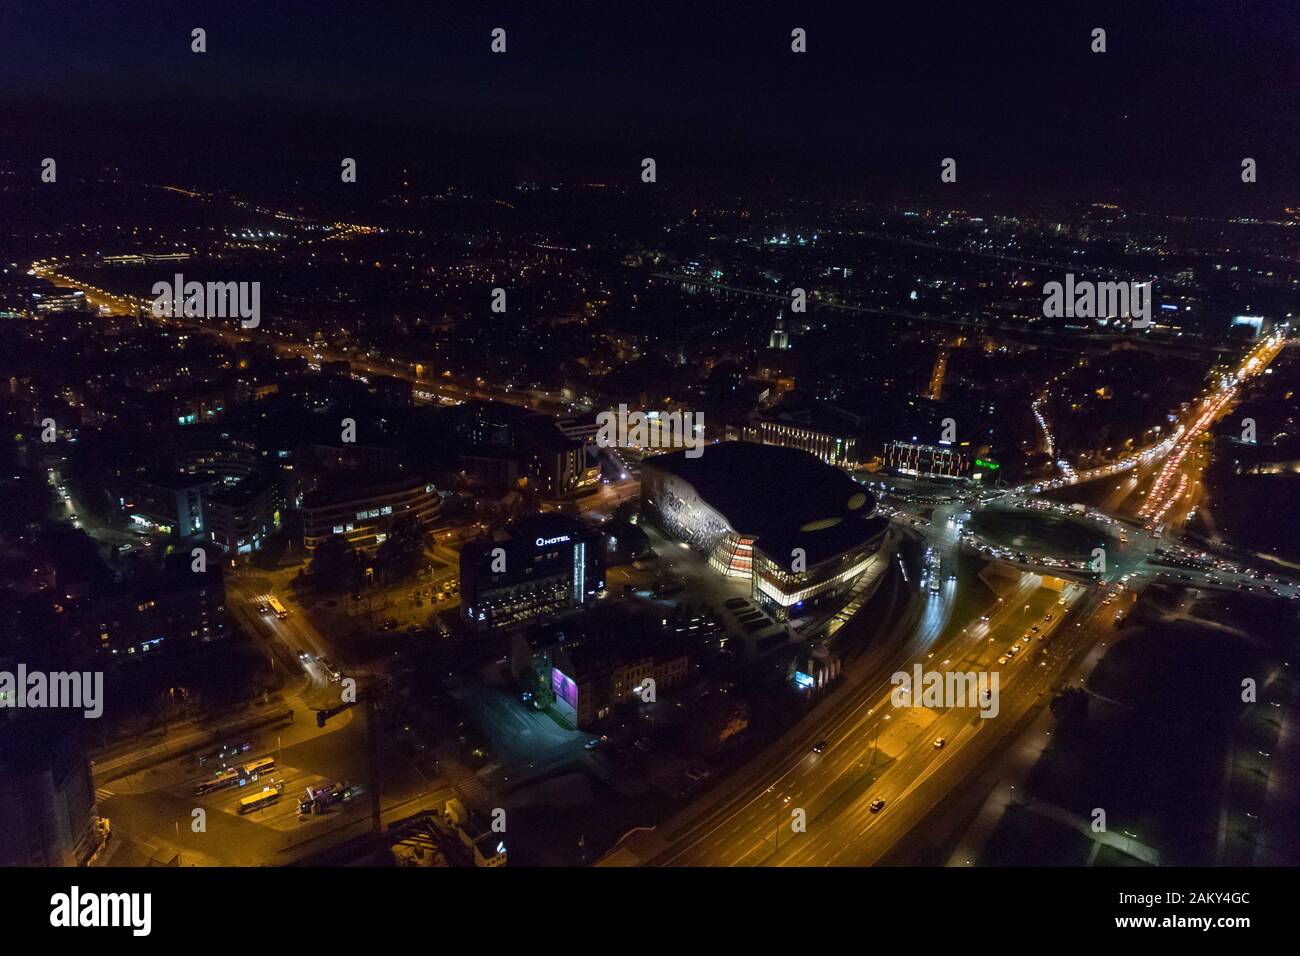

left=301, top=475, right=441, bottom=553
left=883, top=440, right=972, bottom=479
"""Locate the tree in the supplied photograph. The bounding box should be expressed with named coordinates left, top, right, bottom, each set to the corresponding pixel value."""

left=376, top=514, right=428, bottom=584
left=309, top=534, right=360, bottom=593
left=532, top=666, right=555, bottom=710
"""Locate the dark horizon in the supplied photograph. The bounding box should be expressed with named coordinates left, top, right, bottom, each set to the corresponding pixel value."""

left=2, top=0, right=1298, bottom=213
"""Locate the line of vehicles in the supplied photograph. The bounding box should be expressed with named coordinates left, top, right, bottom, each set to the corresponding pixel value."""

left=996, top=610, right=1056, bottom=665
left=409, top=577, right=460, bottom=609
left=193, top=755, right=277, bottom=796
left=192, top=748, right=357, bottom=817
left=236, top=780, right=358, bottom=816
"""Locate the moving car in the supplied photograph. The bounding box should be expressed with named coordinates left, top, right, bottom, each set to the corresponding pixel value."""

left=933, top=738, right=946, bottom=749
left=812, top=740, right=828, bottom=754
left=869, top=798, right=886, bottom=813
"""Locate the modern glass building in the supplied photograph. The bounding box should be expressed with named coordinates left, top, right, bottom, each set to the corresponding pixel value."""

left=459, top=514, right=606, bottom=634
left=641, top=442, right=891, bottom=621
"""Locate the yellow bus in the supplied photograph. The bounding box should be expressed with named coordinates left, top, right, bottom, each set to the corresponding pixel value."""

left=238, top=786, right=281, bottom=815
left=266, top=596, right=289, bottom=619
left=241, top=756, right=276, bottom=779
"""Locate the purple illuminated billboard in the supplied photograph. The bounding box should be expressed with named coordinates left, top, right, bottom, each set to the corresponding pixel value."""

left=551, top=668, right=578, bottom=709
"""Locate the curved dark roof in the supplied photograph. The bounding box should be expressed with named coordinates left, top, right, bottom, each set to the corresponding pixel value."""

left=644, top=442, right=886, bottom=568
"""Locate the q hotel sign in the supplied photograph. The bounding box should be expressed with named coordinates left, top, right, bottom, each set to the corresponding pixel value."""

left=536, top=535, right=571, bottom=548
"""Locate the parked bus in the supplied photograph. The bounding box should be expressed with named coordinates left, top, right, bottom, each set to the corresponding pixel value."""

left=297, top=781, right=356, bottom=815
left=193, top=766, right=243, bottom=796
left=241, top=756, right=276, bottom=780
left=238, top=786, right=282, bottom=815
left=266, top=596, right=289, bottom=619
left=195, top=740, right=253, bottom=767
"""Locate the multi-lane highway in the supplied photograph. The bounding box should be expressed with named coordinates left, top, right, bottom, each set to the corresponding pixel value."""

left=609, top=334, right=1294, bottom=867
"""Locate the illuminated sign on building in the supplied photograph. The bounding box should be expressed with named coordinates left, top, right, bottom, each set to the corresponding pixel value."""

left=552, top=668, right=578, bottom=709
left=883, top=440, right=971, bottom=479
left=536, top=535, right=571, bottom=547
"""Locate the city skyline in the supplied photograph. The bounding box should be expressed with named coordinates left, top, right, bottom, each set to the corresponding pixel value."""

left=0, top=1, right=1294, bottom=940
left=2, top=1, right=1299, bottom=211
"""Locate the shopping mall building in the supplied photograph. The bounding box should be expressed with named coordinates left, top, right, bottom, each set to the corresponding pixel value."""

left=640, top=442, right=891, bottom=621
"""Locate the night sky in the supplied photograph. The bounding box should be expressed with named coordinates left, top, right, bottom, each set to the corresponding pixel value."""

left=2, top=0, right=1297, bottom=211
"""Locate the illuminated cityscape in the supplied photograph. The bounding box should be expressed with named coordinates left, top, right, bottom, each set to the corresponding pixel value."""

left=0, top=1, right=1297, bottom=936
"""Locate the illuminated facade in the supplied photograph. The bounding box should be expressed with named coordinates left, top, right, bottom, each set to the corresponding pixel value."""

left=641, top=443, right=891, bottom=621
left=883, top=440, right=971, bottom=479
left=459, top=514, right=606, bottom=634
left=739, top=418, right=858, bottom=467
left=202, top=473, right=283, bottom=554
left=301, top=475, right=441, bottom=553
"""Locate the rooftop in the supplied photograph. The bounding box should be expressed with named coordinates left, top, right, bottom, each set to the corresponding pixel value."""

left=645, top=441, right=886, bottom=569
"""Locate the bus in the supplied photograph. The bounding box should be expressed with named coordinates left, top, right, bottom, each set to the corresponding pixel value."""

left=195, top=740, right=253, bottom=767
left=297, top=781, right=356, bottom=815
left=193, top=766, right=243, bottom=796
left=238, top=786, right=282, bottom=815
left=923, top=547, right=942, bottom=593
left=241, top=756, right=276, bottom=780
left=266, top=596, right=289, bottom=619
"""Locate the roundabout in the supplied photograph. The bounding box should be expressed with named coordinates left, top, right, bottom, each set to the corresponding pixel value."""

left=962, top=500, right=1135, bottom=575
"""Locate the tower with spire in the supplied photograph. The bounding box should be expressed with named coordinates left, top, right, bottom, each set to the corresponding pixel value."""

left=769, top=311, right=790, bottom=350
